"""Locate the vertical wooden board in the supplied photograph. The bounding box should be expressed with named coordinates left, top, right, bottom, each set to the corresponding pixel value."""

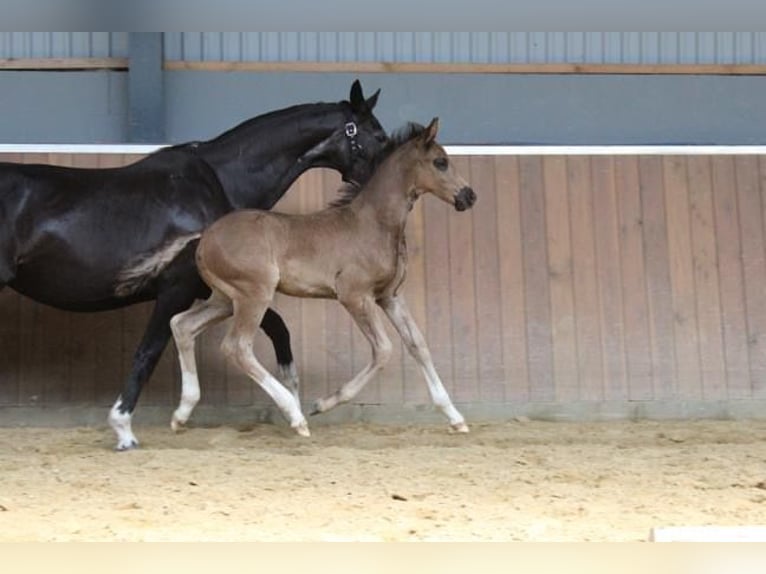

left=447, top=156, right=479, bottom=404
left=567, top=157, right=603, bottom=401
left=712, top=156, right=750, bottom=398
left=639, top=156, right=677, bottom=399
left=18, top=297, right=45, bottom=404
left=401, top=199, right=430, bottom=404
left=494, top=157, right=529, bottom=402
left=469, top=156, right=505, bottom=402
left=663, top=156, right=702, bottom=399
left=423, top=179, right=456, bottom=401
left=591, top=157, right=628, bottom=400
left=519, top=156, right=554, bottom=402
left=687, top=156, right=727, bottom=400
left=735, top=156, right=766, bottom=398
left=0, top=290, right=20, bottom=405
left=542, top=156, right=579, bottom=403
left=614, top=157, right=653, bottom=400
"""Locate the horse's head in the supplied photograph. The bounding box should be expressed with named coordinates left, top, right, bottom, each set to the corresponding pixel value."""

left=301, top=80, right=389, bottom=186
left=409, top=118, right=476, bottom=212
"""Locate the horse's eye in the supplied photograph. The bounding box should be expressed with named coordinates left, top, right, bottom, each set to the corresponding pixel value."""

left=433, top=157, right=448, bottom=171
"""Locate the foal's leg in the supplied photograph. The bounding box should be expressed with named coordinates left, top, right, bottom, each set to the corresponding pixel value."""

left=379, top=295, right=468, bottom=432
left=169, top=291, right=233, bottom=431
left=222, top=298, right=309, bottom=437
left=260, top=308, right=301, bottom=403
left=312, top=295, right=393, bottom=414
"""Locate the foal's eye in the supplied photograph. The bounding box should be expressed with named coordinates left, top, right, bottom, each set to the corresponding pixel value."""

left=433, top=157, right=448, bottom=171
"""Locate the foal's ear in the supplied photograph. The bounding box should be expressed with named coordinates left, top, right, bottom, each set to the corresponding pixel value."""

left=423, top=117, right=439, bottom=146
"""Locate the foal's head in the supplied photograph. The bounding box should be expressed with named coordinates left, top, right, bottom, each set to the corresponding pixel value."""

left=404, top=118, right=476, bottom=211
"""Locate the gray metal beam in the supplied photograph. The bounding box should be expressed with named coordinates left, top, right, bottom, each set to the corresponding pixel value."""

left=128, top=32, right=165, bottom=143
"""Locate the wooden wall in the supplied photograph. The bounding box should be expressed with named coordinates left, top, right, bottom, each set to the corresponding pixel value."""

left=1, top=152, right=766, bottom=418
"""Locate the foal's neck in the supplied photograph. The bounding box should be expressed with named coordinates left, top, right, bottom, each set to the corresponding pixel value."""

left=352, top=165, right=414, bottom=233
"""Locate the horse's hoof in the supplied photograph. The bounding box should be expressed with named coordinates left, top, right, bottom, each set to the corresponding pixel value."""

left=115, top=439, right=139, bottom=451
left=309, top=400, right=324, bottom=416
left=451, top=422, right=470, bottom=433
left=293, top=421, right=311, bottom=437
left=170, top=417, right=186, bottom=433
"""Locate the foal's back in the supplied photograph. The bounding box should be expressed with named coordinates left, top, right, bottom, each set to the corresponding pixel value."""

left=196, top=206, right=382, bottom=301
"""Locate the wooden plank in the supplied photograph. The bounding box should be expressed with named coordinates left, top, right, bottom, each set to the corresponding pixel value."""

left=518, top=156, right=554, bottom=402
left=711, top=156, right=751, bottom=399
left=614, top=157, right=653, bottom=400
left=469, top=156, right=505, bottom=403
left=735, top=156, right=766, bottom=398
left=687, top=156, right=727, bottom=400
left=0, top=290, right=20, bottom=405
left=663, top=156, right=702, bottom=399
left=542, top=156, right=578, bottom=403
left=0, top=57, right=129, bottom=70
left=447, top=156, right=479, bottom=404
left=164, top=60, right=766, bottom=76
left=494, top=157, right=529, bottom=402
left=639, top=156, right=677, bottom=400
left=591, top=157, right=629, bottom=400
left=567, top=157, right=603, bottom=401
left=615, top=156, right=654, bottom=400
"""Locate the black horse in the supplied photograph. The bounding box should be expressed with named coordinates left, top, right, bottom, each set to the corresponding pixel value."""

left=0, top=80, right=388, bottom=450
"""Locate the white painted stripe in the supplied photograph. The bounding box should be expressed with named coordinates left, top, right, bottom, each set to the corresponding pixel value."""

left=1, top=144, right=766, bottom=156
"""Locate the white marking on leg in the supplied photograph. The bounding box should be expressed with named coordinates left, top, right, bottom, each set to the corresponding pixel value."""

left=380, top=295, right=468, bottom=432
left=260, top=374, right=310, bottom=436
left=108, top=398, right=139, bottom=450
left=277, top=362, right=300, bottom=404
left=171, top=368, right=200, bottom=432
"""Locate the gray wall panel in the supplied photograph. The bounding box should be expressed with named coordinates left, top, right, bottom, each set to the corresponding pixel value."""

left=164, top=72, right=766, bottom=145
left=162, top=33, right=766, bottom=65
left=0, top=32, right=128, bottom=58
left=0, top=72, right=126, bottom=143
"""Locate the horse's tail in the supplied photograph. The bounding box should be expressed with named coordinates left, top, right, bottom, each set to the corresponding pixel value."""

left=114, top=232, right=202, bottom=297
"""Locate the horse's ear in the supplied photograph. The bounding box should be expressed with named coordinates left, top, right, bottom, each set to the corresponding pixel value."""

left=423, top=117, right=439, bottom=145
left=365, top=88, right=380, bottom=111
left=349, top=79, right=364, bottom=109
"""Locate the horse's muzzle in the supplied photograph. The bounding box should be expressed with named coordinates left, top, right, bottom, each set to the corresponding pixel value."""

left=454, top=187, right=477, bottom=211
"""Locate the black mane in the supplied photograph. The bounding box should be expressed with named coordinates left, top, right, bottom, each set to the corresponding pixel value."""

left=329, top=122, right=426, bottom=208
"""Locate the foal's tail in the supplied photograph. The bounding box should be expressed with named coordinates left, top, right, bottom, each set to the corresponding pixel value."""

left=114, top=232, right=202, bottom=297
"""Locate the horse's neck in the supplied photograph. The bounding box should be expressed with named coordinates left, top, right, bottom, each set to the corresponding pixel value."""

left=353, top=171, right=414, bottom=237
left=197, top=104, right=343, bottom=210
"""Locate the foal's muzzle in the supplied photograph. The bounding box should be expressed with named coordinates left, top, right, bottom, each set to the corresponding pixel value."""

left=454, top=187, right=477, bottom=211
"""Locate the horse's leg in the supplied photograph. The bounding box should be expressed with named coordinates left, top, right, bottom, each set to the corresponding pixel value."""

left=169, top=290, right=233, bottom=431
left=221, top=297, right=309, bottom=437
left=260, top=308, right=300, bottom=404
left=108, top=286, right=200, bottom=450
left=312, top=294, right=392, bottom=414
left=378, top=295, right=468, bottom=432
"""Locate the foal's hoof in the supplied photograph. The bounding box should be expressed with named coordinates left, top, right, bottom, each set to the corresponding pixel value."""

left=293, top=421, right=311, bottom=437
left=451, top=422, right=470, bottom=434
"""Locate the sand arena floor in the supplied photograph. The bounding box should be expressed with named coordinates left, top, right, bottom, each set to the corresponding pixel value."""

left=1, top=419, right=765, bottom=541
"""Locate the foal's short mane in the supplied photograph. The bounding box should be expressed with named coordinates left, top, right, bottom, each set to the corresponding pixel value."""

left=329, top=122, right=426, bottom=208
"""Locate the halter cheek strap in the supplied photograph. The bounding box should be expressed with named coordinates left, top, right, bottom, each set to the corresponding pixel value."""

left=344, top=121, right=362, bottom=155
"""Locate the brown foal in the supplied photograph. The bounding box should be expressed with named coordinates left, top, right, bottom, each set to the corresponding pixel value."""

left=169, top=118, right=476, bottom=436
